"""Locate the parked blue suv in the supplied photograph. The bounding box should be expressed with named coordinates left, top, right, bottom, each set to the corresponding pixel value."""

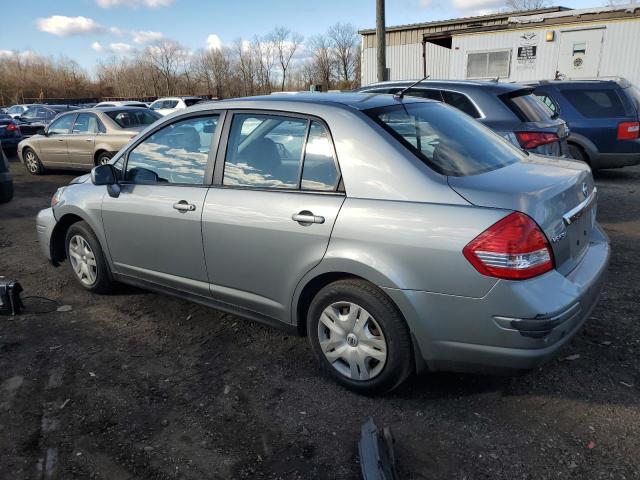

left=531, top=79, right=640, bottom=169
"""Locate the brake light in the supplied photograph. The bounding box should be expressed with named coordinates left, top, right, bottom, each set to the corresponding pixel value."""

left=5, top=123, right=18, bottom=133
left=463, top=212, right=554, bottom=280
left=617, top=122, right=639, bottom=140
left=515, top=131, right=559, bottom=149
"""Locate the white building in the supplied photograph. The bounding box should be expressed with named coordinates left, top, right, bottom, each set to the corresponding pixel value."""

left=360, top=4, right=640, bottom=86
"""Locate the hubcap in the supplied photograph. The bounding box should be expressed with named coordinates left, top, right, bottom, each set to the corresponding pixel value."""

left=68, top=235, right=98, bottom=286
left=99, top=156, right=110, bottom=165
left=317, top=302, right=387, bottom=381
left=25, top=152, right=37, bottom=173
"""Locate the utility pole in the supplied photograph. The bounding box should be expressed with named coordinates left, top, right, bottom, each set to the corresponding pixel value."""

left=376, top=0, right=386, bottom=82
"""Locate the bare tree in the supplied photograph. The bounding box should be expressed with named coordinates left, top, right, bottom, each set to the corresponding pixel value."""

left=272, top=27, right=303, bottom=91
left=146, top=40, right=184, bottom=96
left=308, top=34, right=335, bottom=90
left=506, top=0, right=555, bottom=10
left=252, top=35, right=277, bottom=94
left=328, top=23, right=359, bottom=88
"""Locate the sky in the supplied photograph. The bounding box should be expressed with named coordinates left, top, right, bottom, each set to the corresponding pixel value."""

left=1, top=0, right=606, bottom=71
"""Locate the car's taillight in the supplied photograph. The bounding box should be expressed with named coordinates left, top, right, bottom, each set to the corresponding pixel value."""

left=5, top=123, right=18, bottom=133
left=463, top=212, right=554, bottom=280
left=515, top=131, right=559, bottom=149
left=617, top=121, right=639, bottom=140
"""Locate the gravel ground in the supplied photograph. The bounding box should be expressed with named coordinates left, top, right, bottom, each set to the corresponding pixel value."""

left=0, top=158, right=639, bottom=480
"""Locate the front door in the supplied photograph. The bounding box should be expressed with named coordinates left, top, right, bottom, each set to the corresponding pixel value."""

left=557, top=28, right=604, bottom=79
left=102, top=113, right=221, bottom=296
left=202, top=112, right=345, bottom=323
left=40, top=113, right=75, bottom=166
left=67, top=113, right=98, bottom=168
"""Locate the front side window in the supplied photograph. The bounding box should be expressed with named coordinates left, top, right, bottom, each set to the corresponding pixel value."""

left=22, top=108, right=38, bottom=120
left=301, top=122, right=339, bottom=191
left=126, top=115, right=219, bottom=185
left=367, top=102, right=522, bottom=177
left=8, top=106, right=22, bottom=114
left=150, top=101, right=163, bottom=110
left=165, top=100, right=179, bottom=109
left=223, top=114, right=308, bottom=189
left=48, top=114, right=75, bottom=134
left=72, top=113, right=99, bottom=134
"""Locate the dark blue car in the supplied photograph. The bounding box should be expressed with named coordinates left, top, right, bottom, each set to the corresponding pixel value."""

left=358, top=80, right=570, bottom=157
left=531, top=79, right=640, bottom=170
left=0, top=113, right=23, bottom=156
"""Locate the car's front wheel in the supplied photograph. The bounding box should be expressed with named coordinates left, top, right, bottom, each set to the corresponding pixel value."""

left=64, top=221, right=113, bottom=293
left=308, top=279, right=413, bottom=394
left=23, top=148, right=45, bottom=175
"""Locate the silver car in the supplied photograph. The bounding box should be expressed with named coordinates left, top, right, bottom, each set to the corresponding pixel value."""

left=35, top=93, right=610, bottom=393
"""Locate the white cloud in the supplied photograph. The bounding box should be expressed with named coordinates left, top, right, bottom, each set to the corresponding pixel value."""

left=109, top=42, right=134, bottom=53
left=452, top=0, right=504, bottom=10
left=91, top=42, right=104, bottom=52
left=37, top=15, right=105, bottom=36
left=206, top=34, right=223, bottom=51
left=419, top=0, right=431, bottom=7
left=97, top=0, right=174, bottom=8
left=133, top=30, right=164, bottom=44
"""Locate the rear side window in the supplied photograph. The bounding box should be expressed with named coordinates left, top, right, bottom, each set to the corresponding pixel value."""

left=367, top=102, right=521, bottom=177
left=503, top=91, right=554, bottom=122
left=441, top=91, right=481, bottom=118
left=301, top=121, right=340, bottom=191
left=106, top=109, right=160, bottom=128
left=561, top=88, right=626, bottom=118
left=624, top=86, right=640, bottom=112
left=535, top=93, right=559, bottom=114
left=387, top=88, right=443, bottom=101
left=184, top=98, right=202, bottom=107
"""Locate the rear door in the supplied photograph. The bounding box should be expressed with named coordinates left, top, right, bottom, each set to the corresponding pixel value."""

left=202, top=111, right=345, bottom=323
left=39, top=113, right=75, bottom=166
left=68, top=113, right=98, bottom=168
left=102, top=113, right=221, bottom=296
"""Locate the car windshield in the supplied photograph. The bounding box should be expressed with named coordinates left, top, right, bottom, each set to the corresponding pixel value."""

left=106, top=109, right=161, bottom=128
left=366, top=102, right=522, bottom=177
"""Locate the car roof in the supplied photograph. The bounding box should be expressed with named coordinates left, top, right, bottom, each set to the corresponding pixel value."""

left=194, top=92, right=432, bottom=112
left=361, top=79, right=527, bottom=94
left=527, top=79, right=624, bottom=88
left=73, top=106, right=151, bottom=113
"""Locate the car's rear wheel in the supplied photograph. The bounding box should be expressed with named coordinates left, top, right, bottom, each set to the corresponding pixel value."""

left=96, top=151, right=113, bottom=165
left=308, top=279, right=413, bottom=394
left=568, top=143, right=591, bottom=167
left=23, top=148, right=45, bottom=175
left=64, top=221, right=113, bottom=293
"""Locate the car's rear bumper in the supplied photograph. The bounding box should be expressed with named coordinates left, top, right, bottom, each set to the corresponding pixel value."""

left=0, top=137, right=21, bottom=150
left=595, top=152, right=640, bottom=169
left=384, top=223, right=610, bottom=374
left=36, top=207, right=56, bottom=262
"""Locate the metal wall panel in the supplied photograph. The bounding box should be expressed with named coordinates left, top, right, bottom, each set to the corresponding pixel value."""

left=361, top=43, right=424, bottom=86
left=424, top=43, right=451, bottom=79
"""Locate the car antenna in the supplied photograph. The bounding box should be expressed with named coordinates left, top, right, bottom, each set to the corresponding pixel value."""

left=394, top=75, right=430, bottom=100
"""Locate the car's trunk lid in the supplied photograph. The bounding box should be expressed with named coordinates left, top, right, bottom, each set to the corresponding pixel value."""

left=448, top=155, right=596, bottom=276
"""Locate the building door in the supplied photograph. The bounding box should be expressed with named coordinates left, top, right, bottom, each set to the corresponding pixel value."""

left=556, top=28, right=604, bottom=79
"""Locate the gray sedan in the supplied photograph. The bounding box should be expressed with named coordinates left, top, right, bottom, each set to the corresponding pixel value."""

left=35, top=93, right=609, bottom=393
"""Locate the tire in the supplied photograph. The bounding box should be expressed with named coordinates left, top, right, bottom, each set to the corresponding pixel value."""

left=64, top=221, right=113, bottom=293
left=23, top=148, right=45, bottom=175
left=96, top=151, right=113, bottom=166
left=307, top=279, right=413, bottom=394
left=568, top=143, right=591, bottom=167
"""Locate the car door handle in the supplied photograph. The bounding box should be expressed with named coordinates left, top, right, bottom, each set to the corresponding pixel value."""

left=292, top=211, right=325, bottom=225
left=173, top=200, right=196, bottom=212
left=84, top=138, right=93, bottom=142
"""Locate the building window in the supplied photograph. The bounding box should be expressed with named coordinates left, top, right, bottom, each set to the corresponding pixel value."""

left=466, top=50, right=511, bottom=79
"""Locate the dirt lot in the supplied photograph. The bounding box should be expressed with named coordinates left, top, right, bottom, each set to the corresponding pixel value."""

left=0, top=157, right=639, bottom=480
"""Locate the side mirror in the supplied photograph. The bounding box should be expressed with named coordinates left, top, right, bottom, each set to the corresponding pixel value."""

left=91, top=164, right=116, bottom=186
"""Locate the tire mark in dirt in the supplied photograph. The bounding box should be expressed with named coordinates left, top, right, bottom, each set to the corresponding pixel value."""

left=34, top=366, right=67, bottom=480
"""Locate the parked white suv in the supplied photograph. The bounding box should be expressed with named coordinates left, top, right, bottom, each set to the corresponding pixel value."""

left=149, top=97, right=204, bottom=116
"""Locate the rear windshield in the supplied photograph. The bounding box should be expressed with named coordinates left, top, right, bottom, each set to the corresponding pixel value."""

left=366, top=102, right=522, bottom=177
left=184, top=98, right=203, bottom=107
left=503, top=91, right=554, bottom=122
left=561, top=88, right=626, bottom=118
left=106, top=109, right=160, bottom=128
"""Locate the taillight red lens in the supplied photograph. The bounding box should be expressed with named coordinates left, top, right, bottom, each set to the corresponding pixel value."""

left=515, top=131, right=559, bottom=149
left=463, top=212, right=554, bottom=280
left=617, top=122, right=639, bottom=141
left=5, top=123, right=17, bottom=132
